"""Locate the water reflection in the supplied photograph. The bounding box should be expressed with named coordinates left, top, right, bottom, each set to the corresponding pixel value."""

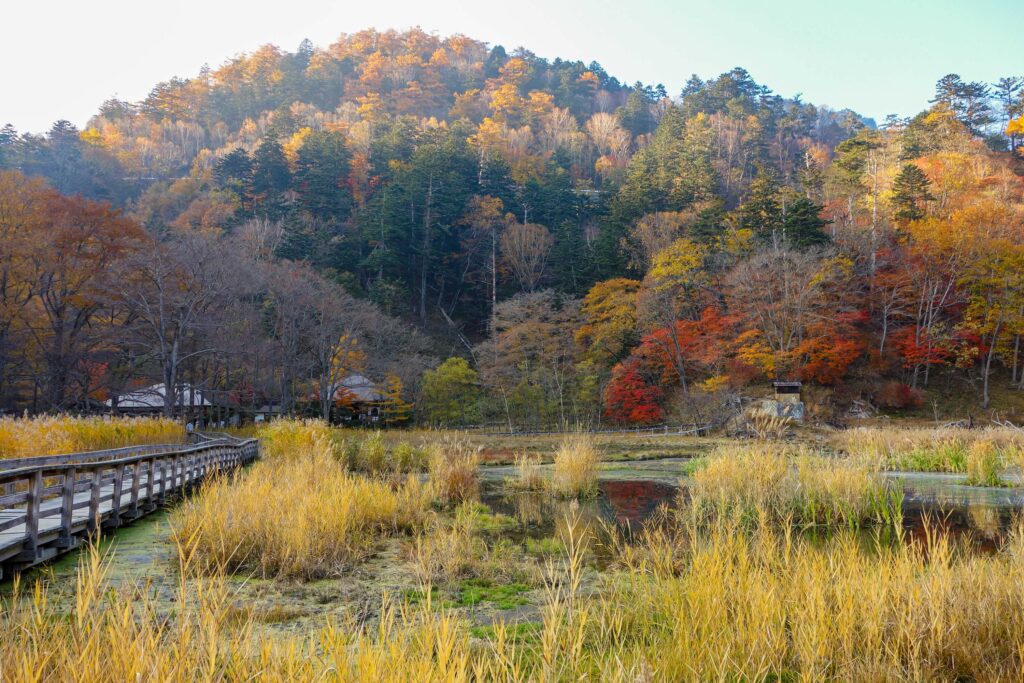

left=481, top=474, right=1023, bottom=557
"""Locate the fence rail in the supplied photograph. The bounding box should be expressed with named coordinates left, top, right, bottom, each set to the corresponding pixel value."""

left=475, top=423, right=711, bottom=437
left=0, top=434, right=259, bottom=578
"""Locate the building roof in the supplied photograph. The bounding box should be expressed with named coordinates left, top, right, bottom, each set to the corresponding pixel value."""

left=106, top=383, right=213, bottom=409
left=332, top=374, right=386, bottom=403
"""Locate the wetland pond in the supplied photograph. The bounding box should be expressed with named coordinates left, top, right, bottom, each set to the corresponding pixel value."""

left=12, top=458, right=1024, bottom=636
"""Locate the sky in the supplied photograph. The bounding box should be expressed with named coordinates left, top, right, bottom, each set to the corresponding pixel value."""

left=2, top=0, right=1021, bottom=133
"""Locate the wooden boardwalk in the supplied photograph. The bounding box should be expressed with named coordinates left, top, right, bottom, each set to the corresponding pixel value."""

left=0, top=434, right=259, bottom=578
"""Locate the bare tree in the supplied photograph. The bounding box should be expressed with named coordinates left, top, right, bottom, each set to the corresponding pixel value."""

left=114, top=232, right=237, bottom=416
left=264, top=260, right=431, bottom=420
left=501, top=221, right=553, bottom=292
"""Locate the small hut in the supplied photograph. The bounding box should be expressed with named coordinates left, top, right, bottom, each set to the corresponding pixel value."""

left=766, top=380, right=804, bottom=420
left=332, top=374, right=386, bottom=423
left=105, top=382, right=212, bottom=418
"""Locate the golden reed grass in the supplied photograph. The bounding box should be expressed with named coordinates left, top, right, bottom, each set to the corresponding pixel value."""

left=550, top=434, right=599, bottom=498
left=0, top=414, right=183, bottom=458
left=835, top=425, right=1024, bottom=474
left=5, top=422, right=1024, bottom=680
left=6, top=507, right=1024, bottom=680
left=428, top=436, right=481, bottom=505
left=175, top=428, right=433, bottom=580
left=690, top=445, right=901, bottom=528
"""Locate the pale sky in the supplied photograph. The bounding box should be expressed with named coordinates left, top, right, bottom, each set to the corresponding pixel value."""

left=2, top=0, right=1021, bottom=133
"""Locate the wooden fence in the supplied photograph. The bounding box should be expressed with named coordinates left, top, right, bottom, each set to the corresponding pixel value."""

left=0, top=434, right=259, bottom=578
left=475, top=423, right=711, bottom=437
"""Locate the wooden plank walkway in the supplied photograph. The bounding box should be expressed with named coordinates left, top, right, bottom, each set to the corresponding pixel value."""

left=0, top=434, right=259, bottom=578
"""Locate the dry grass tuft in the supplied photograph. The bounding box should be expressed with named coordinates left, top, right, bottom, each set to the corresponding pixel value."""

left=255, top=417, right=335, bottom=461
left=344, top=431, right=429, bottom=473
left=835, top=425, right=1024, bottom=477
left=507, top=452, right=546, bottom=491
left=5, top=483, right=1024, bottom=680
left=965, top=438, right=1003, bottom=486
left=551, top=434, right=599, bottom=499
left=428, top=436, right=481, bottom=505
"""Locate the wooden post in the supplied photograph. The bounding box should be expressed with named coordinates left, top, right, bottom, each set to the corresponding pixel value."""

left=58, top=466, right=77, bottom=547
left=24, top=470, right=44, bottom=555
left=88, top=468, right=102, bottom=531
left=108, top=464, right=125, bottom=527
left=128, top=461, right=142, bottom=518
left=144, top=457, right=156, bottom=511
left=171, top=455, right=180, bottom=495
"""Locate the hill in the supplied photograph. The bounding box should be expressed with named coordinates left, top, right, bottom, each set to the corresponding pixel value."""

left=0, top=29, right=1022, bottom=427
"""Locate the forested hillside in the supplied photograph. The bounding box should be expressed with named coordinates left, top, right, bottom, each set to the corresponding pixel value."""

left=1, top=29, right=1023, bottom=426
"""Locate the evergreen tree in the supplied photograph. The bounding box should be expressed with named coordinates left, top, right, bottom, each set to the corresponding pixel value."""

left=214, top=148, right=253, bottom=201
left=251, top=137, right=291, bottom=216
left=737, top=169, right=784, bottom=244
left=293, top=130, right=351, bottom=220
left=783, top=197, right=831, bottom=248
left=616, top=85, right=655, bottom=137
left=891, top=163, right=934, bottom=224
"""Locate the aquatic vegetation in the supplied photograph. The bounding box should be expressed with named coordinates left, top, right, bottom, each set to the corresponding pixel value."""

left=689, top=445, right=902, bottom=528
left=410, top=502, right=533, bottom=588
left=255, top=417, right=334, bottom=461
left=550, top=434, right=599, bottom=499
left=344, top=430, right=429, bottom=473
left=965, top=438, right=1004, bottom=486
left=601, top=512, right=1024, bottom=681
left=836, top=425, right=1024, bottom=477
left=8, top=424, right=1024, bottom=681
left=455, top=578, right=531, bottom=609
left=0, top=414, right=183, bottom=458
left=507, top=452, right=546, bottom=491
left=526, top=535, right=566, bottom=557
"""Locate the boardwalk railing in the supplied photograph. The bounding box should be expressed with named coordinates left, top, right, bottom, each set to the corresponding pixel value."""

left=0, top=435, right=259, bottom=578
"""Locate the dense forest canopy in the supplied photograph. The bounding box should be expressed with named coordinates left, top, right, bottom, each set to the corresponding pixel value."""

left=1, top=28, right=1023, bottom=426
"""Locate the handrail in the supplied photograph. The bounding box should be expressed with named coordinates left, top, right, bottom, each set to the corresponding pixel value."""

left=0, top=435, right=259, bottom=578
left=0, top=442, right=191, bottom=470
left=0, top=440, right=251, bottom=484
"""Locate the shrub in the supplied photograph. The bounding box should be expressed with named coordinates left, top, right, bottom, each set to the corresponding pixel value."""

left=875, top=381, right=924, bottom=409
left=551, top=434, right=599, bottom=498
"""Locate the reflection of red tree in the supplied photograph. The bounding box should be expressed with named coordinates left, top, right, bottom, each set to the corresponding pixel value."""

left=601, top=479, right=677, bottom=527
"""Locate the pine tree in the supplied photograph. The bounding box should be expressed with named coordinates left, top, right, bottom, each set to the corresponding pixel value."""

left=294, top=130, right=351, bottom=220
left=783, top=197, right=831, bottom=248
left=251, top=137, right=291, bottom=216
left=891, top=163, right=933, bottom=224
left=737, top=169, right=784, bottom=244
